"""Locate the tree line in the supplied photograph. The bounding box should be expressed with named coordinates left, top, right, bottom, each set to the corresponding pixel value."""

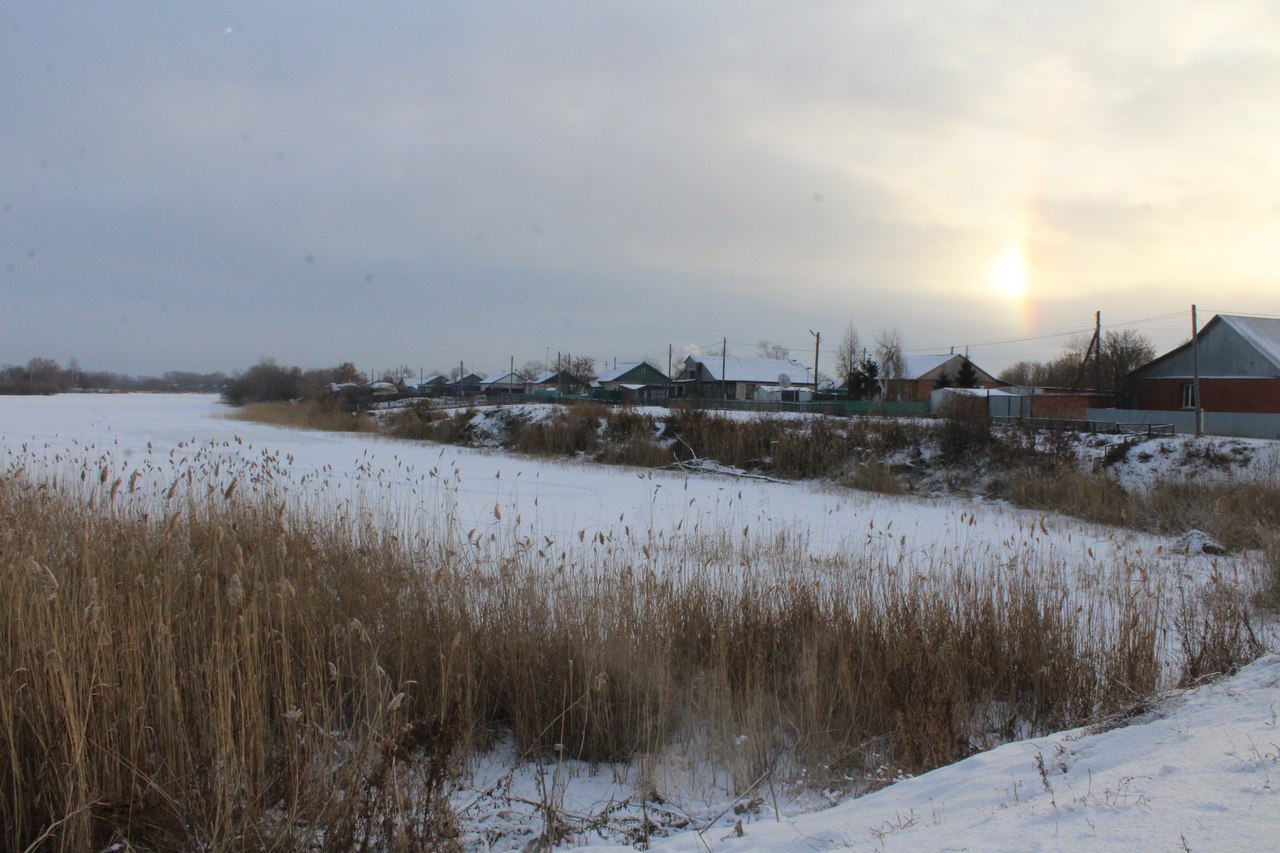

left=0, top=358, right=228, bottom=396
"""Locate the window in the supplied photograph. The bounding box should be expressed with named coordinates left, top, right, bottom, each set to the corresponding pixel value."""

left=1181, top=383, right=1196, bottom=409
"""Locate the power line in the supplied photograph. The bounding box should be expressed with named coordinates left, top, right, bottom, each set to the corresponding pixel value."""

left=1201, top=308, right=1280, bottom=319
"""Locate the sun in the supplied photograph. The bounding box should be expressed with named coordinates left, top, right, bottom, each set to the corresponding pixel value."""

left=991, top=244, right=1029, bottom=300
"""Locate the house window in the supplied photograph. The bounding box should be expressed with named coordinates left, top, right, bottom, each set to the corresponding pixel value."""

left=1181, top=383, right=1196, bottom=409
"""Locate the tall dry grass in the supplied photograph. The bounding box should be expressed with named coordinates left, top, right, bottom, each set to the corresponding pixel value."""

left=227, top=399, right=377, bottom=434
left=377, top=402, right=931, bottom=484
left=0, top=439, right=1217, bottom=851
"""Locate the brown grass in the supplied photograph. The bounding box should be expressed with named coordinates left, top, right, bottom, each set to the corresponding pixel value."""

left=226, top=399, right=377, bottom=433
left=0, top=447, right=1200, bottom=850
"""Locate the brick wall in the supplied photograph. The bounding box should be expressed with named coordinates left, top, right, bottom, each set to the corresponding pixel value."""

left=1126, top=378, right=1280, bottom=413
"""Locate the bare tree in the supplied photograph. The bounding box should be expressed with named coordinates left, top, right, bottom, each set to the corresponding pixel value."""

left=834, top=322, right=861, bottom=391
left=874, top=327, right=906, bottom=381
left=559, top=354, right=597, bottom=386
left=516, top=360, right=545, bottom=381
left=997, top=360, right=1037, bottom=386
left=757, top=340, right=790, bottom=360
left=1101, top=329, right=1156, bottom=390
left=996, top=330, right=1154, bottom=392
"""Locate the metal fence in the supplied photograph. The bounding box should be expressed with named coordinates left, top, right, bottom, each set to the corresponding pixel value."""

left=1086, top=408, right=1280, bottom=440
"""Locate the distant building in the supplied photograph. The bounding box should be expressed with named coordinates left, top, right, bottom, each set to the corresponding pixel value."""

left=671, top=354, right=811, bottom=401
left=446, top=373, right=484, bottom=396
left=481, top=372, right=525, bottom=396
left=883, top=354, right=1001, bottom=403
left=592, top=361, right=670, bottom=402
left=525, top=369, right=590, bottom=395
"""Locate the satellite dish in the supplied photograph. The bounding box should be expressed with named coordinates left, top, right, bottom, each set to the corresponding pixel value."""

left=778, top=373, right=792, bottom=388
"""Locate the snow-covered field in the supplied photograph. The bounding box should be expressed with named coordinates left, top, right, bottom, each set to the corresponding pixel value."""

left=2, top=393, right=1276, bottom=850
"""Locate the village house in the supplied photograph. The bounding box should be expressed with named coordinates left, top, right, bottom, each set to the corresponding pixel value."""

left=418, top=374, right=448, bottom=395
left=1124, top=314, right=1280, bottom=414
left=591, top=361, right=670, bottom=402
left=882, top=354, right=1001, bottom=403
left=671, top=354, right=811, bottom=401
left=480, top=371, right=525, bottom=396
left=445, top=373, right=484, bottom=397
left=525, top=369, right=590, bottom=396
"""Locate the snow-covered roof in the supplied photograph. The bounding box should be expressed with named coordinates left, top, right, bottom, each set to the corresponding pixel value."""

left=526, top=369, right=559, bottom=385
left=686, top=355, right=810, bottom=383
left=901, top=354, right=958, bottom=379
left=1221, top=314, right=1280, bottom=371
left=595, top=362, right=642, bottom=383
left=481, top=372, right=523, bottom=387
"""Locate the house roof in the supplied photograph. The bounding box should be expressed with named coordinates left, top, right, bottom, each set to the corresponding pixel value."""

left=685, top=354, right=810, bottom=383
left=1129, top=314, right=1280, bottom=378
left=481, top=371, right=523, bottom=386
left=1222, top=315, right=1280, bottom=371
left=527, top=369, right=559, bottom=385
left=901, top=354, right=956, bottom=379
left=595, top=361, right=668, bottom=384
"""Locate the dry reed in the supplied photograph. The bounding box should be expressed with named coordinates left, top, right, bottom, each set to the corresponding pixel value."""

left=0, top=441, right=1210, bottom=851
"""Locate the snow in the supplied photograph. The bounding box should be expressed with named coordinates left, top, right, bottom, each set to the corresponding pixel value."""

left=2, top=393, right=1277, bottom=850
left=582, top=654, right=1280, bottom=851
left=684, top=355, right=811, bottom=384
left=901, top=353, right=957, bottom=379
left=1, top=395, right=1230, bottom=585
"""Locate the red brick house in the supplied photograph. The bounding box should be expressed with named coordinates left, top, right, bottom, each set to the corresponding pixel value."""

left=883, top=354, right=1002, bottom=403
left=1124, top=314, right=1280, bottom=414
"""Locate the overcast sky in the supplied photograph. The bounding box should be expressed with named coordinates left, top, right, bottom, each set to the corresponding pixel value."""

left=4, top=1, right=1278, bottom=378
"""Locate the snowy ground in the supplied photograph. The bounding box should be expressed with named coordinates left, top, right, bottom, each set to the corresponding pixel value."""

left=2, top=394, right=1277, bottom=850
left=582, top=653, right=1280, bottom=852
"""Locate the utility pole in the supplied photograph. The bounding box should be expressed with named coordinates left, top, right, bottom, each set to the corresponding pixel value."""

left=809, top=329, right=821, bottom=392
left=1094, top=310, right=1103, bottom=393
left=1192, top=304, right=1203, bottom=437
left=667, top=344, right=672, bottom=382
left=722, top=337, right=728, bottom=401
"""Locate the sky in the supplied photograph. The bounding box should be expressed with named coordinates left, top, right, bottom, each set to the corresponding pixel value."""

left=3, top=1, right=1279, bottom=379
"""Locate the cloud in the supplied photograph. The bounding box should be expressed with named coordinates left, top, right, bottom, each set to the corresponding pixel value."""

left=3, top=2, right=1279, bottom=374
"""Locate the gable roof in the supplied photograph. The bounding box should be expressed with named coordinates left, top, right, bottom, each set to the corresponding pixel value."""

left=685, top=354, right=810, bottom=383
left=595, top=361, right=668, bottom=384
left=1129, top=314, right=1280, bottom=379
left=1223, top=315, right=1280, bottom=371
left=527, top=369, right=559, bottom=385
left=900, top=354, right=957, bottom=380
left=481, top=371, right=523, bottom=387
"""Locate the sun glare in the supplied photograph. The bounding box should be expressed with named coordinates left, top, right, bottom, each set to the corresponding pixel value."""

left=991, top=245, right=1029, bottom=300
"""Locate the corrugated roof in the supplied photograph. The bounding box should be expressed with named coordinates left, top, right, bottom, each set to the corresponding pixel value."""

left=1221, top=315, right=1280, bottom=372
